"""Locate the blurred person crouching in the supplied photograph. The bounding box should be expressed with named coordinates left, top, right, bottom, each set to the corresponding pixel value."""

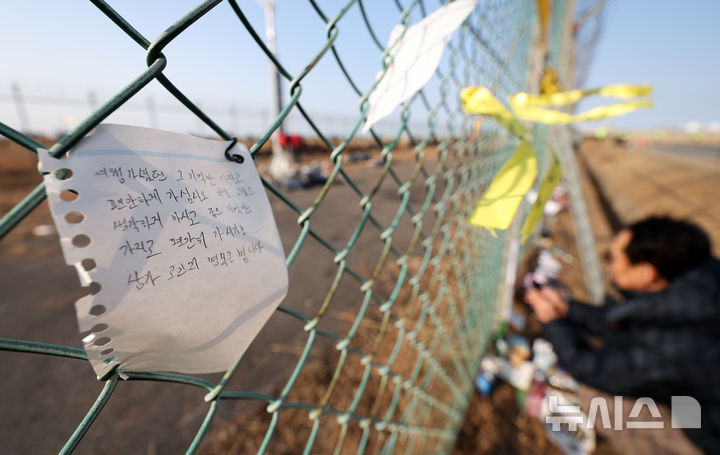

left=525, top=216, right=720, bottom=454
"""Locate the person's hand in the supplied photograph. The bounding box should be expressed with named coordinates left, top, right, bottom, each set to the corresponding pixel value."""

left=524, top=286, right=569, bottom=323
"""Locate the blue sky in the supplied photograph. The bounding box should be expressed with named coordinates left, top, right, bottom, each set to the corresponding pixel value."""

left=579, top=0, right=720, bottom=130
left=1, top=1, right=718, bottom=136
left=0, top=0, right=415, bottom=137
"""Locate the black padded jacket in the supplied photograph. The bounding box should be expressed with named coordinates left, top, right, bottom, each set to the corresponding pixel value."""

left=542, top=258, right=720, bottom=453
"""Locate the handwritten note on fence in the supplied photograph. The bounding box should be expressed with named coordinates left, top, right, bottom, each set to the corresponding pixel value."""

left=39, top=124, right=288, bottom=378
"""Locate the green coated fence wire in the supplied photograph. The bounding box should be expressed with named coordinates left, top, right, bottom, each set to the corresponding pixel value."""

left=0, top=0, right=570, bottom=453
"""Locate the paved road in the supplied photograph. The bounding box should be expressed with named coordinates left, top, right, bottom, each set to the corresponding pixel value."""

left=580, top=140, right=720, bottom=257
left=649, top=143, right=720, bottom=159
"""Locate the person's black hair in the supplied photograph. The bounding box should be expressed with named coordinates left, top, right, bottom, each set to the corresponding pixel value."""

left=625, top=216, right=711, bottom=281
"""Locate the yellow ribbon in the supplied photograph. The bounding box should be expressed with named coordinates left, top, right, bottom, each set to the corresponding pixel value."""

left=510, top=84, right=653, bottom=124
left=461, top=88, right=543, bottom=234
left=467, top=140, right=537, bottom=230
left=521, top=151, right=562, bottom=242
left=462, top=83, right=652, bottom=239
left=462, top=84, right=653, bottom=127
left=512, top=84, right=652, bottom=107
left=510, top=99, right=653, bottom=125
left=460, top=86, right=529, bottom=138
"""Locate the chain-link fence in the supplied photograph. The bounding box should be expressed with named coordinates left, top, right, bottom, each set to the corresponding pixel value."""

left=0, top=1, right=578, bottom=453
